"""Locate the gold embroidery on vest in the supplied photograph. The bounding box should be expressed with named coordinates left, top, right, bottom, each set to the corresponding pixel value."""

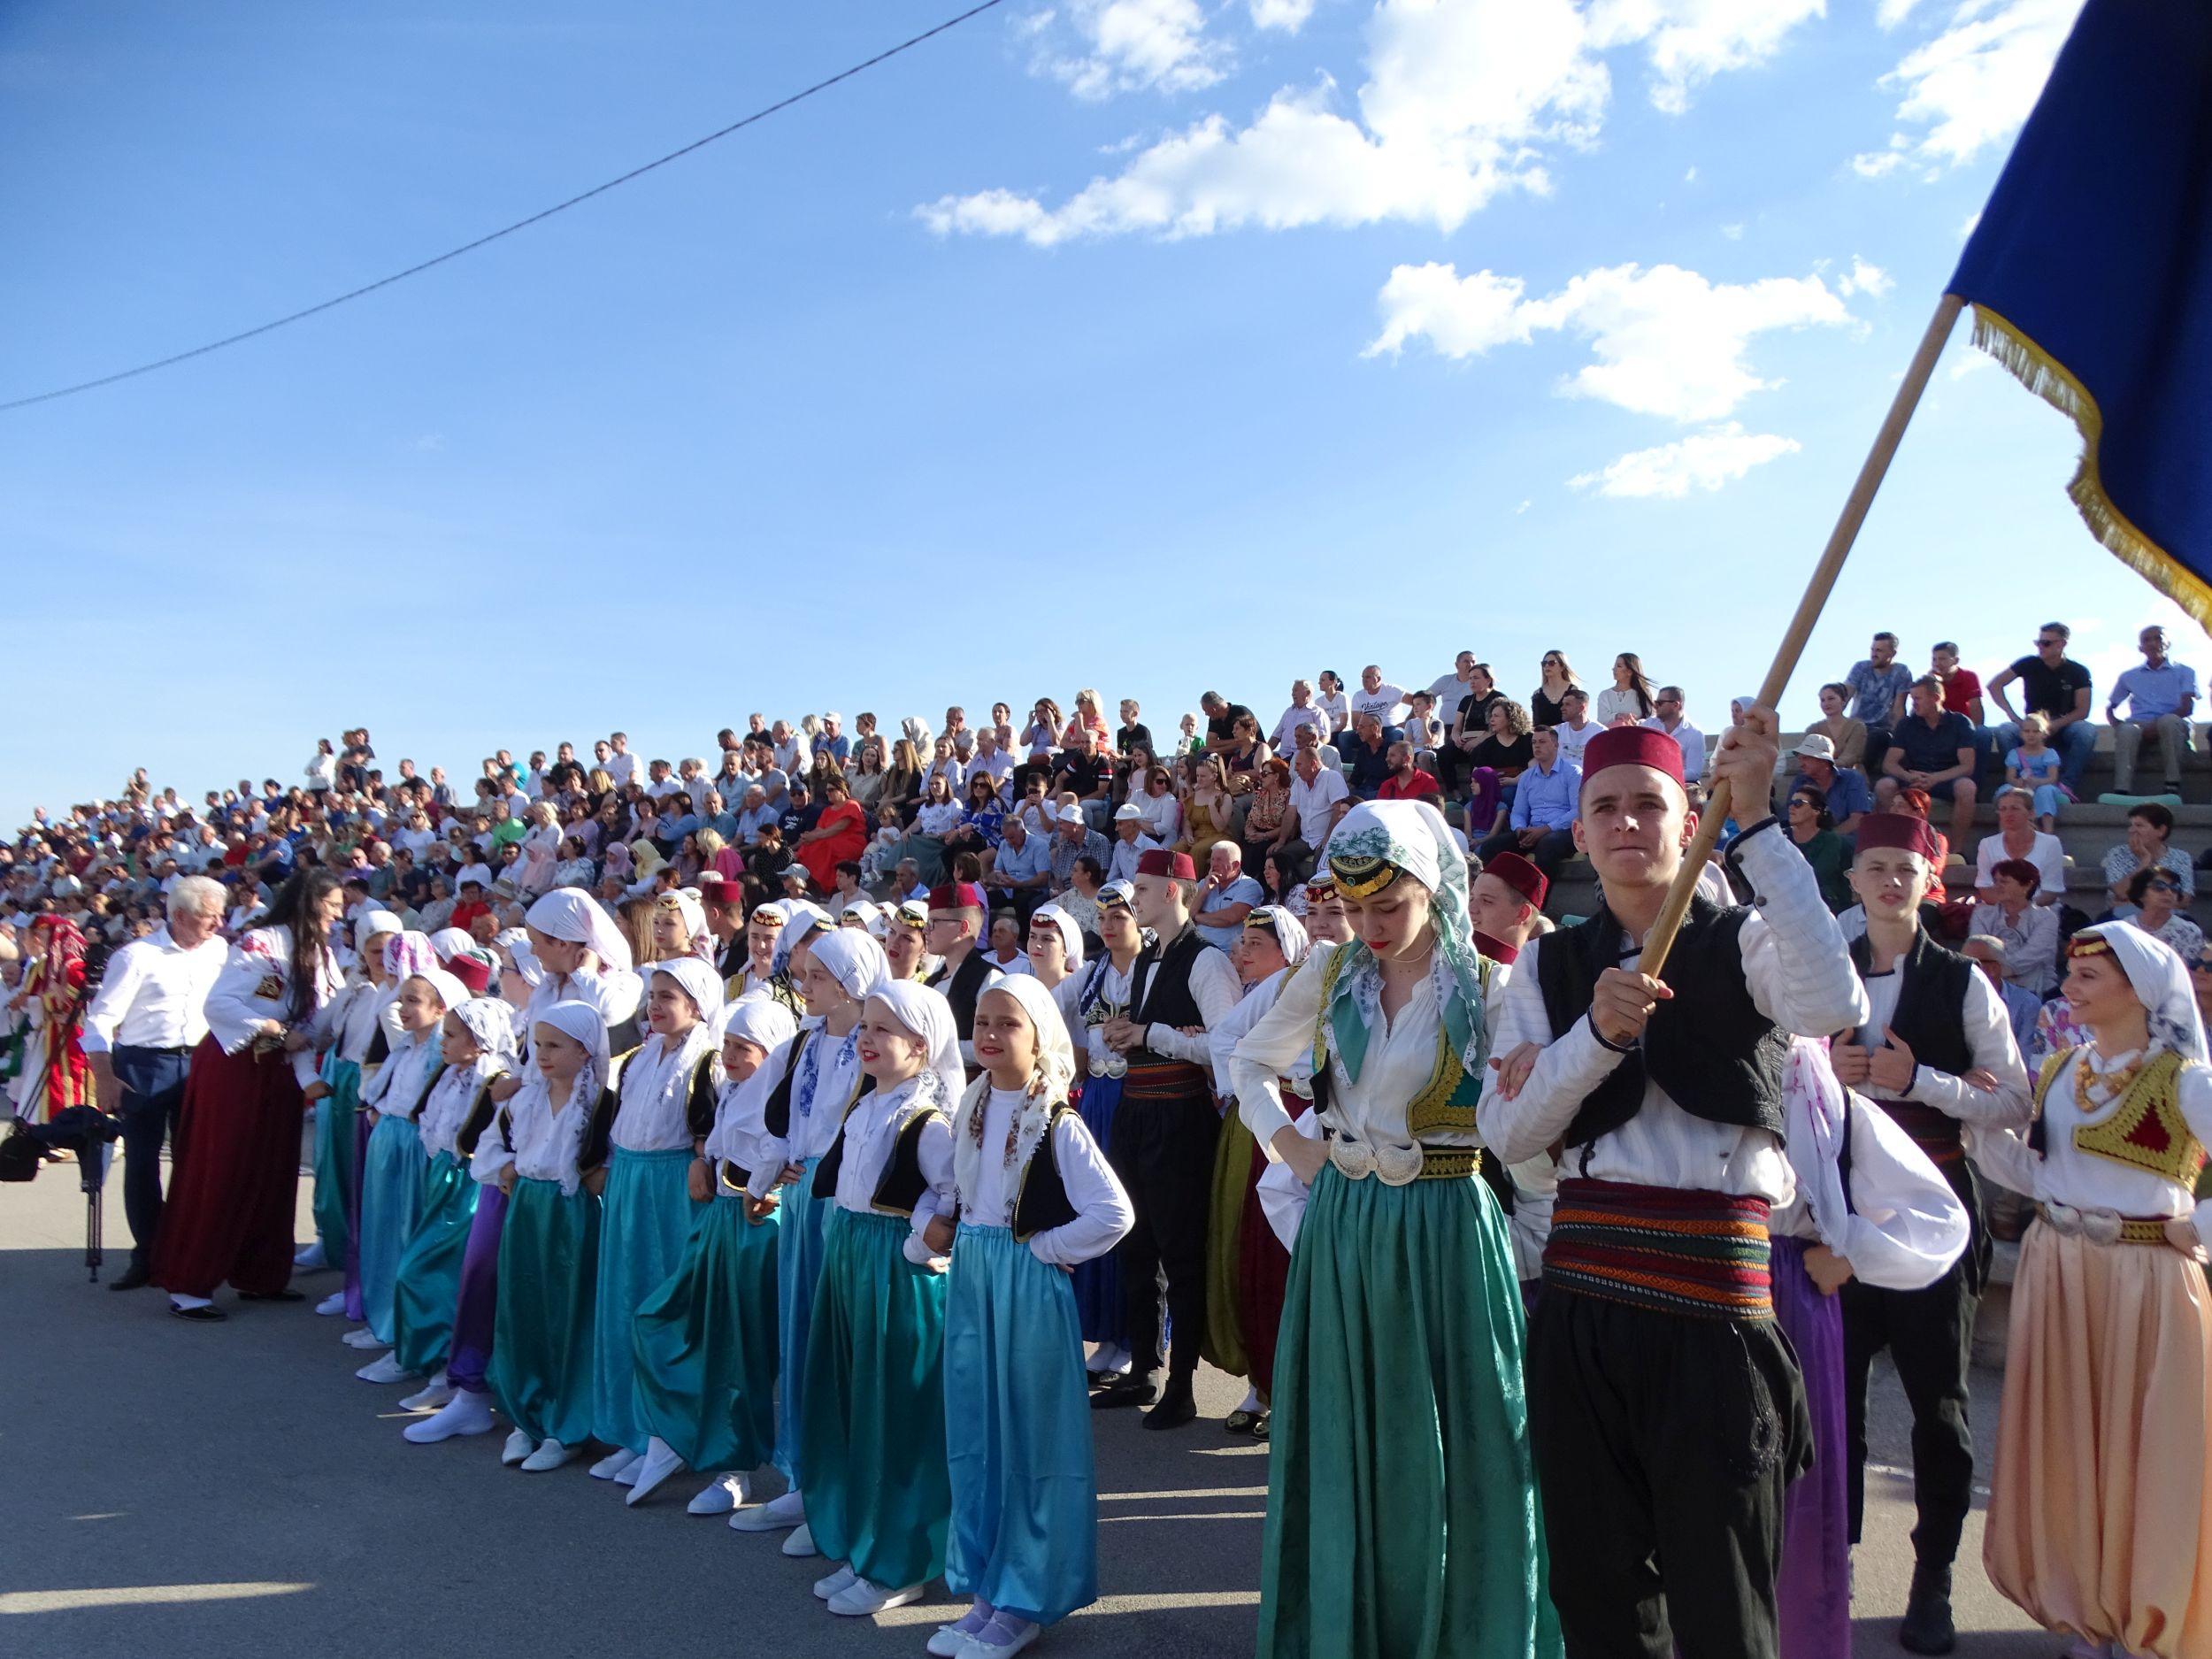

left=2070, top=1048, right=2206, bottom=1185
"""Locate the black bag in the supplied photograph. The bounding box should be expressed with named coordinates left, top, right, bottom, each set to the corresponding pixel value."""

left=0, top=1125, right=42, bottom=1183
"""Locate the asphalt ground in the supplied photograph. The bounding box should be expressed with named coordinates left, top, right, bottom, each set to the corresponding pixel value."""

left=0, top=1148, right=2052, bottom=1657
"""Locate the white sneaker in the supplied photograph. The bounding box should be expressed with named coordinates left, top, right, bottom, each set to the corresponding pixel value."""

left=826, top=1578, right=923, bottom=1617
left=588, top=1448, right=640, bottom=1481
left=780, top=1521, right=818, bottom=1558
left=687, top=1473, right=746, bottom=1515
left=314, top=1291, right=347, bottom=1316
left=502, top=1428, right=536, bottom=1466
left=400, top=1371, right=453, bottom=1411
left=404, top=1390, right=495, bottom=1443
left=342, top=1326, right=384, bottom=1349
left=294, top=1241, right=327, bottom=1271
left=355, top=1352, right=416, bottom=1385
left=624, top=1438, right=685, bottom=1507
left=968, top=1617, right=1041, bottom=1655
left=730, top=1487, right=806, bottom=1532
left=812, top=1564, right=857, bottom=1600
left=519, top=1439, right=577, bottom=1473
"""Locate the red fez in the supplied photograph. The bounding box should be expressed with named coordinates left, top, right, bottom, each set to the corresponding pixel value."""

left=695, top=875, right=738, bottom=907
left=1580, top=725, right=1685, bottom=787
left=1480, top=850, right=1548, bottom=910
left=1472, top=929, right=1520, bottom=965
left=442, top=952, right=492, bottom=995
left=1855, top=811, right=1942, bottom=864
left=1135, top=848, right=1197, bottom=880
left=927, top=881, right=987, bottom=912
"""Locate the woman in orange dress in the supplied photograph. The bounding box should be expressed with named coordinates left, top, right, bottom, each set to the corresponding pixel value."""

left=795, top=774, right=868, bottom=896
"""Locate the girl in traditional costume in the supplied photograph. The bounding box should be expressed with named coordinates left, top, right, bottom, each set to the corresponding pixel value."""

left=306, top=909, right=400, bottom=1316
left=626, top=995, right=799, bottom=1513
left=1067, top=879, right=1143, bottom=1383
left=1971, top=923, right=2212, bottom=1659
left=589, top=957, right=722, bottom=1483
left=800, top=980, right=961, bottom=1619
left=349, top=949, right=459, bottom=1357
left=934, top=976, right=1133, bottom=1657
left=487, top=998, right=615, bottom=1471
left=1228, top=800, right=1557, bottom=1659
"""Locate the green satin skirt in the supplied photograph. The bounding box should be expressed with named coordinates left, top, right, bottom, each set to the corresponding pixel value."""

left=488, top=1176, right=601, bottom=1448
left=633, top=1191, right=783, bottom=1474
left=311, top=1056, right=361, bottom=1264
left=800, top=1208, right=950, bottom=1590
left=391, top=1149, right=480, bottom=1376
left=1258, top=1165, right=1561, bottom=1659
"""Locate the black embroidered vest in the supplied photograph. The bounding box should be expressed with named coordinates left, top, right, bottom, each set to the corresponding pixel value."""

left=1849, top=929, right=1977, bottom=1087
left=1011, top=1102, right=1081, bottom=1241
left=1129, top=927, right=1211, bottom=1039
left=812, top=1104, right=944, bottom=1216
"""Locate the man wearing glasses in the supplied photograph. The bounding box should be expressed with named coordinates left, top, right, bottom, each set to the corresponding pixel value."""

left=1987, top=621, right=2097, bottom=795
left=1640, top=686, right=1706, bottom=785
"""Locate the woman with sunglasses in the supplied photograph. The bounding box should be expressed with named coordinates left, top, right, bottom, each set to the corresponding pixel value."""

left=2126, top=866, right=2204, bottom=960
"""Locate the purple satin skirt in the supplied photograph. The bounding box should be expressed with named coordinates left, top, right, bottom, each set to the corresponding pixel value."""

left=1773, top=1237, right=1849, bottom=1659
left=448, top=1184, right=509, bottom=1394
left=343, top=1108, right=373, bottom=1321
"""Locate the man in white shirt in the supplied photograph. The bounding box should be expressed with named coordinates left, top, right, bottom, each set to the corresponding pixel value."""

left=1349, top=664, right=1411, bottom=726
left=1108, top=804, right=1163, bottom=882
left=81, top=875, right=228, bottom=1289
left=1270, top=680, right=1330, bottom=754
left=1554, top=687, right=1600, bottom=768
left=603, top=733, right=639, bottom=790
left=1425, top=649, right=1479, bottom=719
left=1274, top=749, right=1352, bottom=872
left=1641, top=687, right=1707, bottom=785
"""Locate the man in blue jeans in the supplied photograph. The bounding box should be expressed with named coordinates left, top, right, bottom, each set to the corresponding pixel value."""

left=1988, top=620, right=2097, bottom=794
left=77, top=876, right=227, bottom=1290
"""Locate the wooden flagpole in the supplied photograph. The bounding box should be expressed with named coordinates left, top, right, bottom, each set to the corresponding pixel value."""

left=1634, top=291, right=1967, bottom=979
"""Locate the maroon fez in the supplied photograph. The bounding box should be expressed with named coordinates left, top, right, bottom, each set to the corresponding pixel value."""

left=1472, top=929, right=1520, bottom=965
left=1855, top=811, right=1943, bottom=864
left=1580, top=725, right=1686, bottom=787
left=1480, top=850, right=1548, bottom=909
left=443, top=952, right=492, bottom=995
left=695, top=874, right=738, bottom=907
left=1135, top=848, right=1197, bottom=880
left=927, top=880, right=987, bottom=912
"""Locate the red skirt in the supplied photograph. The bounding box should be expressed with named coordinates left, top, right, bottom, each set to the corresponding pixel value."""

left=150, top=1036, right=307, bottom=1300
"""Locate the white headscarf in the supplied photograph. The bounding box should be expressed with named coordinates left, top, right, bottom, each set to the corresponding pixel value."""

left=1029, top=902, right=1085, bottom=970
left=951, top=972, right=1078, bottom=1212
left=663, top=889, right=713, bottom=960
left=523, top=998, right=612, bottom=1194
left=839, top=899, right=881, bottom=934
left=526, top=886, right=634, bottom=974
left=706, top=995, right=800, bottom=1165
left=772, top=902, right=833, bottom=978
left=430, top=926, right=477, bottom=964
left=501, top=934, right=545, bottom=989
left=2077, top=921, right=2208, bottom=1062
left=1246, top=903, right=1310, bottom=969
left=807, top=928, right=890, bottom=1008
left=869, top=980, right=965, bottom=1114
left=355, top=909, right=402, bottom=955
left=363, top=967, right=468, bottom=1116
left=452, top=995, right=519, bottom=1077
left=651, top=957, right=726, bottom=1025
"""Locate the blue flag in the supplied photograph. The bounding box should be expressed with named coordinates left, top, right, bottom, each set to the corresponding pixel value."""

left=1949, top=0, right=2212, bottom=625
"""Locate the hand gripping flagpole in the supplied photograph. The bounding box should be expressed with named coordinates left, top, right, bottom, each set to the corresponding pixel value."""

left=1634, top=291, right=1966, bottom=979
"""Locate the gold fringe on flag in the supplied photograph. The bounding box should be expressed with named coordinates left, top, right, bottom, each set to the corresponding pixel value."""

left=1965, top=300, right=2212, bottom=631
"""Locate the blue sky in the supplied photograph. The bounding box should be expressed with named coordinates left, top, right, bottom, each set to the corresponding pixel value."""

left=0, top=0, right=2187, bottom=828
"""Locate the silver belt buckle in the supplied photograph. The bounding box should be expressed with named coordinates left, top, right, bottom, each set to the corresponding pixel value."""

left=1328, top=1137, right=1377, bottom=1181
left=1373, top=1143, right=1425, bottom=1187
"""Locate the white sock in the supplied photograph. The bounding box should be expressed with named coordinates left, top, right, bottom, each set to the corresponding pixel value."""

left=1237, top=1385, right=1262, bottom=1413
left=171, top=1294, right=214, bottom=1311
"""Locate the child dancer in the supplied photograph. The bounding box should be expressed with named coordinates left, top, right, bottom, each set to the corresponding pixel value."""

left=936, top=976, right=1133, bottom=1657
left=589, top=958, right=723, bottom=1483
left=380, top=996, right=518, bottom=1409
left=801, top=980, right=962, bottom=1618
left=1068, top=880, right=1143, bottom=1382
left=351, top=953, right=461, bottom=1359
left=487, top=999, right=616, bottom=1471
left=310, top=910, right=400, bottom=1317
left=731, top=927, right=888, bottom=1549
left=626, top=995, right=799, bottom=1510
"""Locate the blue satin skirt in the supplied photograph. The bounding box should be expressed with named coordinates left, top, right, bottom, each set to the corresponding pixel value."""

left=358, top=1114, right=426, bottom=1345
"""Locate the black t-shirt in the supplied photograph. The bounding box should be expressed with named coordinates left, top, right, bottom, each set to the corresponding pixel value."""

left=1056, top=753, right=1110, bottom=798
left=1469, top=733, right=1534, bottom=773
left=2008, top=654, right=2093, bottom=719
left=1116, top=723, right=1155, bottom=761
left=1454, top=691, right=1504, bottom=738
left=1340, top=725, right=1404, bottom=795
left=1893, top=710, right=1975, bottom=773
left=1531, top=687, right=1568, bottom=728
left=1207, top=704, right=1255, bottom=745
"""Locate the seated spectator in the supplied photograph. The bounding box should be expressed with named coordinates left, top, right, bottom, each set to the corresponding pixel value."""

left=1400, top=691, right=1442, bottom=756
left=1191, top=842, right=1264, bottom=950
left=2102, top=801, right=2194, bottom=918
left=1594, top=652, right=1656, bottom=728
left=1440, top=662, right=1504, bottom=795
left=1106, top=803, right=1162, bottom=882
left=2105, top=622, right=2198, bottom=795
left=1048, top=804, right=1110, bottom=895
left=1477, top=726, right=1578, bottom=879
left=1969, top=859, right=2060, bottom=996
left=1051, top=726, right=1113, bottom=832
left=1464, top=699, right=1535, bottom=834
left=1132, top=764, right=1181, bottom=843
left=981, top=913, right=1030, bottom=975
left=1784, top=783, right=1851, bottom=913
left=1988, top=620, right=2097, bottom=795
left=1176, top=756, right=1236, bottom=866
left=1269, top=679, right=1329, bottom=756
left=1200, top=689, right=1256, bottom=754
left=1789, top=734, right=1870, bottom=837
left=2002, top=714, right=2067, bottom=829
left=984, top=809, right=1051, bottom=926
left=886, top=856, right=931, bottom=910
left=1961, top=933, right=2044, bottom=1058
left=1349, top=664, right=1409, bottom=724
left=1376, top=741, right=1440, bottom=803
left=2125, top=864, right=2204, bottom=957
left=1878, top=675, right=1978, bottom=844
left=1336, top=712, right=1402, bottom=800
left=1270, top=748, right=1350, bottom=878
left=1973, top=787, right=2066, bottom=905
left=1314, top=670, right=1348, bottom=734
left=1552, top=687, right=1599, bottom=770
left=1240, top=757, right=1292, bottom=871
left=1844, top=631, right=1912, bottom=776
left=1640, top=687, right=1705, bottom=785
left=1218, top=714, right=1271, bottom=791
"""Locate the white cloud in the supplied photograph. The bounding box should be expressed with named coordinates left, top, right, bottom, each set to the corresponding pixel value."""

left=1852, top=0, right=2080, bottom=178
left=1875, top=0, right=1925, bottom=26
left=1720, top=221, right=1745, bottom=239
left=1836, top=256, right=1893, bottom=297
left=1037, top=0, right=1228, bottom=101
left=1249, top=0, right=1317, bottom=30
left=1570, top=423, right=1801, bottom=496
left=1684, top=164, right=1698, bottom=181
left=1367, top=259, right=1854, bottom=424
left=924, top=0, right=1830, bottom=244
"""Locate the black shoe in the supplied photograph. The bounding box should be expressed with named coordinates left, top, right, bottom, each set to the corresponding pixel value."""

left=1141, top=1379, right=1198, bottom=1431
left=238, top=1288, right=305, bottom=1302
left=109, top=1263, right=151, bottom=1292
left=1091, top=1371, right=1163, bottom=1411
left=1898, top=1564, right=1955, bottom=1655
left=168, top=1302, right=227, bottom=1323
left=1223, top=1409, right=1256, bottom=1434
left=1250, top=1410, right=1270, bottom=1440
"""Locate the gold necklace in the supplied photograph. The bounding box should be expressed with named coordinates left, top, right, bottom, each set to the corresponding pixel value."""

left=2075, top=1048, right=2143, bottom=1110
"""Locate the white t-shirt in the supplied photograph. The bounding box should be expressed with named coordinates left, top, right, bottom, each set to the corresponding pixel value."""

left=1289, top=768, right=1351, bottom=848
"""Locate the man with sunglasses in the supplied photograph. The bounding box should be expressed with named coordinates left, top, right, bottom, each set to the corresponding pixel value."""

left=1987, top=621, right=2096, bottom=795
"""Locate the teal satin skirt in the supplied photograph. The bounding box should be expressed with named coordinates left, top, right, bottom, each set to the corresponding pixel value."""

left=774, top=1156, right=831, bottom=1486
left=590, top=1146, right=703, bottom=1455
left=358, top=1114, right=426, bottom=1345
left=800, top=1208, right=950, bottom=1590
left=391, top=1149, right=480, bottom=1376
left=489, top=1175, right=601, bottom=1447
left=311, top=1056, right=361, bottom=1263
left=634, top=1190, right=783, bottom=1474
left=944, top=1225, right=1098, bottom=1624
